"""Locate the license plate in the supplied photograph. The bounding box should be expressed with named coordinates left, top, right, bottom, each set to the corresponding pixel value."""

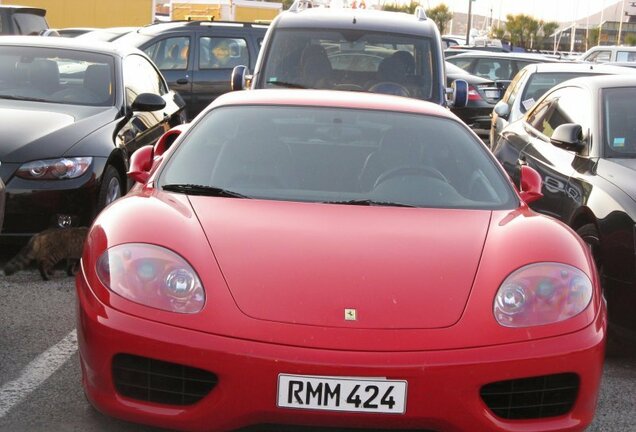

left=485, top=89, right=500, bottom=99
left=277, top=374, right=407, bottom=414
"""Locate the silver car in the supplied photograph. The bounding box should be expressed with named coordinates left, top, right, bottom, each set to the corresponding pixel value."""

left=489, top=62, right=635, bottom=149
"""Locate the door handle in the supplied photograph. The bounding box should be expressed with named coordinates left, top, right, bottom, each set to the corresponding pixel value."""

left=176, top=78, right=190, bottom=85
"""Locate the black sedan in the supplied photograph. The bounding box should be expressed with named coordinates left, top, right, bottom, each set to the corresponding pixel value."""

left=492, top=74, right=636, bottom=339
left=0, top=36, right=186, bottom=241
left=446, top=61, right=502, bottom=132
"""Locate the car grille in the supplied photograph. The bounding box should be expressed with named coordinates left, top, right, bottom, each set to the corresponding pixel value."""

left=112, top=353, right=217, bottom=405
left=480, top=373, right=579, bottom=419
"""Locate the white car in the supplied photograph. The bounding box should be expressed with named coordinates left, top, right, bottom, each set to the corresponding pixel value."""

left=489, top=62, right=635, bottom=148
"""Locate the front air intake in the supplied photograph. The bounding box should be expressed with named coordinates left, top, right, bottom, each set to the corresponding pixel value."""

left=112, top=353, right=217, bottom=405
left=480, top=373, right=579, bottom=419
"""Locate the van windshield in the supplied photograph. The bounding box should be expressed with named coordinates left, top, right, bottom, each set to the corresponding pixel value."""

left=258, top=28, right=438, bottom=101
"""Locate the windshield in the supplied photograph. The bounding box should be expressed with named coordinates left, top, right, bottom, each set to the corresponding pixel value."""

left=603, top=87, right=636, bottom=158
left=160, top=105, right=517, bottom=209
left=0, top=45, right=115, bottom=106
left=258, top=28, right=438, bottom=101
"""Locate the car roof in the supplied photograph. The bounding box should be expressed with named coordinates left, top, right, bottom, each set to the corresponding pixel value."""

left=0, top=5, right=46, bottom=15
left=129, top=20, right=269, bottom=37
left=446, top=51, right=559, bottom=61
left=0, top=35, right=144, bottom=58
left=523, top=61, right=636, bottom=74
left=555, top=73, right=636, bottom=91
left=209, top=89, right=454, bottom=118
left=271, top=8, right=439, bottom=37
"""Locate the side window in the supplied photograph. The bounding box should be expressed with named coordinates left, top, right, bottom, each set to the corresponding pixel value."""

left=0, top=13, right=6, bottom=34
left=530, top=87, right=587, bottom=139
left=123, top=54, right=168, bottom=105
left=616, top=51, right=636, bottom=62
left=526, top=95, right=556, bottom=132
left=502, top=68, right=527, bottom=106
left=143, top=36, right=190, bottom=70
left=199, top=37, right=248, bottom=69
left=474, top=59, right=512, bottom=80
left=447, top=57, right=472, bottom=71
left=12, top=13, right=47, bottom=35
left=587, top=50, right=611, bottom=63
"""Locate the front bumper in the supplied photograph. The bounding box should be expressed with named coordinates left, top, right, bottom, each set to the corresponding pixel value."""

left=0, top=158, right=106, bottom=238
left=77, top=271, right=606, bottom=432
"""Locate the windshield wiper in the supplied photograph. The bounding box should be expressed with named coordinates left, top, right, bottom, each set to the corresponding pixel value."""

left=324, top=199, right=415, bottom=208
left=0, top=94, right=49, bottom=102
left=267, top=81, right=307, bottom=89
left=162, top=184, right=249, bottom=198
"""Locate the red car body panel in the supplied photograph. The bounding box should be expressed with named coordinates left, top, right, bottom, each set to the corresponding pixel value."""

left=77, top=89, right=606, bottom=431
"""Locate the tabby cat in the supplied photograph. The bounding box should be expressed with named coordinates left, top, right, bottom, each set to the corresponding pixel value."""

left=2, top=227, right=88, bottom=280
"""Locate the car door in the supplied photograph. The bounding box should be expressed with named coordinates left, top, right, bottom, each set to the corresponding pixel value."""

left=190, top=30, right=255, bottom=117
left=118, top=54, right=184, bottom=158
left=519, top=86, right=591, bottom=220
left=141, top=34, right=194, bottom=117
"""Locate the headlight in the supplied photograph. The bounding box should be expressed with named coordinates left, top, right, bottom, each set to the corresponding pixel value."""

left=494, top=263, right=593, bottom=327
left=96, top=243, right=205, bottom=314
left=16, top=157, right=92, bottom=179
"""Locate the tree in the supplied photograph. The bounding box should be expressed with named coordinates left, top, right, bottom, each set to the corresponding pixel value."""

left=588, top=28, right=600, bottom=47
left=426, top=4, right=453, bottom=35
left=625, top=33, right=636, bottom=46
left=382, top=1, right=418, bottom=14
left=505, top=14, right=540, bottom=49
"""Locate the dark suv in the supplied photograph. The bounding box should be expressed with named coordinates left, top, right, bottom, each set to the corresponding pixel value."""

left=117, top=20, right=268, bottom=119
left=0, top=5, right=48, bottom=35
left=232, top=3, right=466, bottom=107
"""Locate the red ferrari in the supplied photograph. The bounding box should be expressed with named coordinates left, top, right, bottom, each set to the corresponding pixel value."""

left=76, top=90, right=606, bottom=431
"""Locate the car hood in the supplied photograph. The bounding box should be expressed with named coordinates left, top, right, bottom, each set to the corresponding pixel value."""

left=0, top=101, right=117, bottom=162
left=191, top=198, right=491, bottom=329
left=597, top=158, right=636, bottom=202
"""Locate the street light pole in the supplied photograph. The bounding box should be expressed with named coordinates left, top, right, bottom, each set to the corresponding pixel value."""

left=466, top=0, right=473, bottom=45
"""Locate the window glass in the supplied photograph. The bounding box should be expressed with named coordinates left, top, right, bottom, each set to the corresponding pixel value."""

left=260, top=28, right=438, bottom=101
left=616, top=51, right=636, bottom=62
left=502, top=67, right=527, bottom=107
left=143, top=36, right=190, bottom=70
left=603, top=87, right=636, bottom=157
left=123, top=54, right=167, bottom=105
left=588, top=51, right=611, bottom=63
left=473, top=58, right=512, bottom=80
left=447, top=57, right=472, bottom=70
left=533, top=87, right=587, bottom=139
left=0, top=45, right=115, bottom=106
left=160, top=106, right=517, bottom=210
left=12, top=12, right=47, bottom=35
left=0, top=13, right=6, bottom=34
left=526, top=96, right=554, bottom=131
left=199, top=37, right=248, bottom=69
left=520, top=72, right=598, bottom=114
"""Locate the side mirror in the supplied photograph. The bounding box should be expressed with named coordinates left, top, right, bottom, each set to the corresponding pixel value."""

left=231, top=65, right=248, bottom=91
left=127, top=125, right=188, bottom=184
left=131, top=93, right=166, bottom=112
left=493, top=100, right=510, bottom=119
left=519, top=165, right=543, bottom=204
left=550, top=123, right=584, bottom=152
left=127, top=145, right=154, bottom=184
left=448, top=79, right=468, bottom=108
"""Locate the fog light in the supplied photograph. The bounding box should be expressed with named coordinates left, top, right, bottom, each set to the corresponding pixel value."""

left=56, top=214, right=73, bottom=228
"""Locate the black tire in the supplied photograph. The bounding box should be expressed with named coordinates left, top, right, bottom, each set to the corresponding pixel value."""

left=97, top=165, right=123, bottom=214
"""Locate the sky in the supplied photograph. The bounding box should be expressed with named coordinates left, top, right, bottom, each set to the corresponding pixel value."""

left=418, top=0, right=622, bottom=23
